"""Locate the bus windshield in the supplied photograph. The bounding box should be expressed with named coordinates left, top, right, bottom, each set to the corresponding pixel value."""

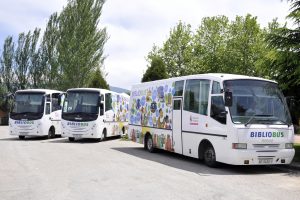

left=12, top=92, right=45, bottom=114
left=63, top=91, right=99, bottom=114
left=224, top=80, right=292, bottom=125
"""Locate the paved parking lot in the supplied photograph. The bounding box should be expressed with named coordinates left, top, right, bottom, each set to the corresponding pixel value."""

left=0, top=126, right=300, bottom=200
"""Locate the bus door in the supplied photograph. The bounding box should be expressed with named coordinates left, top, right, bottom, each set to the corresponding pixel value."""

left=172, top=98, right=183, bottom=154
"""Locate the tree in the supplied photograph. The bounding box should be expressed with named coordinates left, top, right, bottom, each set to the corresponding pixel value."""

left=161, top=21, right=193, bottom=77
left=226, top=14, right=265, bottom=76
left=40, top=13, right=60, bottom=89
left=142, top=56, right=168, bottom=82
left=88, top=67, right=109, bottom=89
left=28, top=28, right=42, bottom=88
left=266, top=0, right=300, bottom=125
left=14, top=31, right=32, bottom=89
left=193, top=16, right=229, bottom=74
left=0, top=36, right=15, bottom=93
left=57, top=0, right=108, bottom=90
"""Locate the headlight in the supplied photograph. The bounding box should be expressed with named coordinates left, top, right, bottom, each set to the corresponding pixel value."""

left=285, top=143, right=293, bottom=149
left=232, top=143, right=247, bottom=149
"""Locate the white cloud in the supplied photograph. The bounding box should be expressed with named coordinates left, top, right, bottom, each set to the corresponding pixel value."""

left=102, top=0, right=290, bottom=89
left=0, top=0, right=292, bottom=90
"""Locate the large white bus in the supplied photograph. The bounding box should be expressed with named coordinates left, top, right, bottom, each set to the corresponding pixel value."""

left=61, top=88, right=129, bottom=142
left=128, top=73, right=295, bottom=167
left=9, top=89, right=64, bottom=139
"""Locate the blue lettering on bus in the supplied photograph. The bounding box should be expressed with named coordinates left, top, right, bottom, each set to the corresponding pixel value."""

left=250, top=131, right=284, bottom=138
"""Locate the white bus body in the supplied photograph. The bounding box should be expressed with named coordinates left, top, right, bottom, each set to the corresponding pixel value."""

left=61, top=88, right=129, bottom=142
left=128, top=74, right=295, bottom=166
left=9, top=89, right=64, bottom=139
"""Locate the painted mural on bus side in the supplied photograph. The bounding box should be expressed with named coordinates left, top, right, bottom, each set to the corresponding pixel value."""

left=130, top=82, right=175, bottom=129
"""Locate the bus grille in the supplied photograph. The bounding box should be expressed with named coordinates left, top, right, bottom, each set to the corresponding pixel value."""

left=252, top=144, right=280, bottom=149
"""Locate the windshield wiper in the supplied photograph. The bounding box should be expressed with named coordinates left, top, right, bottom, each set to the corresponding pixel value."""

left=258, top=116, right=291, bottom=127
left=64, top=112, right=97, bottom=116
left=244, top=114, right=273, bottom=127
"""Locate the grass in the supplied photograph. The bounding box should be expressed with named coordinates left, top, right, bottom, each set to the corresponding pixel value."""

left=293, top=144, right=300, bottom=162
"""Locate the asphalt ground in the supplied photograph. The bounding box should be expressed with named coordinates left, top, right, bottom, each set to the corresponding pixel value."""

left=0, top=126, right=300, bottom=200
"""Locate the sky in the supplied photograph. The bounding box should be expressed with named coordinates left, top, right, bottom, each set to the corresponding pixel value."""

left=0, top=0, right=292, bottom=90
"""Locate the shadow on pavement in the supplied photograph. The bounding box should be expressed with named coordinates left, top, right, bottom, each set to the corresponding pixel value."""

left=112, top=146, right=300, bottom=176
left=0, top=135, right=61, bottom=141
left=44, top=135, right=121, bottom=144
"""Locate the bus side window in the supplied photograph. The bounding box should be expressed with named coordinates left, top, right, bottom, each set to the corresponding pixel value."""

left=45, top=103, right=51, bottom=115
left=100, top=94, right=104, bottom=115
left=210, top=96, right=226, bottom=124
left=174, top=80, right=184, bottom=96
left=184, top=79, right=210, bottom=115
left=52, top=93, right=60, bottom=112
left=46, top=94, right=51, bottom=102
left=212, top=81, right=221, bottom=94
left=105, top=93, right=112, bottom=111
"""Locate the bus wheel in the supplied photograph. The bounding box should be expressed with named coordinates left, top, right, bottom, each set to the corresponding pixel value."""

left=98, top=129, right=106, bottom=142
left=204, top=145, right=217, bottom=167
left=48, top=128, right=55, bottom=139
left=69, top=137, right=75, bottom=142
left=146, top=135, right=155, bottom=153
left=19, top=135, right=25, bottom=140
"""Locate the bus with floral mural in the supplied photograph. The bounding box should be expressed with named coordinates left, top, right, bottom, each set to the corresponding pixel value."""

left=128, top=73, right=295, bottom=167
left=9, top=89, right=64, bottom=139
left=61, top=88, right=129, bottom=142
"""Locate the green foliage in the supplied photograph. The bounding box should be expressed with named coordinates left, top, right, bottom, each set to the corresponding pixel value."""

left=266, top=0, right=300, bottom=124
left=161, top=21, right=193, bottom=77
left=0, top=0, right=109, bottom=95
left=150, top=15, right=268, bottom=78
left=192, top=16, right=229, bottom=74
left=58, top=0, right=108, bottom=90
left=40, top=13, right=60, bottom=89
left=0, top=36, right=15, bottom=93
left=88, top=67, right=109, bottom=89
left=142, top=56, right=168, bottom=82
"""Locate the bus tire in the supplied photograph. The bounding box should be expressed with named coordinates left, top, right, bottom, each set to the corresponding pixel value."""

left=145, top=134, right=155, bottom=153
left=98, top=129, right=106, bottom=142
left=204, top=145, right=217, bottom=167
left=48, top=127, right=55, bottom=139
left=69, top=137, right=75, bottom=142
left=19, top=135, right=25, bottom=140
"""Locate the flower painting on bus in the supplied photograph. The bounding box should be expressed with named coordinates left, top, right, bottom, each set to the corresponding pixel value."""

left=112, top=94, right=129, bottom=122
left=130, top=82, right=175, bottom=130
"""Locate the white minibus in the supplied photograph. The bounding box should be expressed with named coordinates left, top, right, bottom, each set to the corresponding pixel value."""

left=9, top=89, right=64, bottom=139
left=128, top=73, right=295, bottom=167
left=61, top=88, right=129, bottom=142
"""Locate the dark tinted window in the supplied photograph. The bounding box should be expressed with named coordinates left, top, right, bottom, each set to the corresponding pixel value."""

left=211, top=96, right=226, bottom=124
left=174, top=80, right=184, bottom=96
left=184, top=79, right=210, bottom=115
left=105, top=93, right=112, bottom=111
left=45, top=103, right=51, bottom=115
left=52, top=93, right=60, bottom=112
left=212, top=81, right=221, bottom=94
left=173, top=99, right=181, bottom=110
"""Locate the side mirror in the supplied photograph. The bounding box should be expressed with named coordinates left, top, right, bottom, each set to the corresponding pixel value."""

left=224, top=91, right=233, bottom=107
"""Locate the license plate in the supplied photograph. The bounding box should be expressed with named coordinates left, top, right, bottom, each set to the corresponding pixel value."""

left=19, top=132, right=29, bottom=135
left=73, top=134, right=82, bottom=139
left=258, top=158, right=273, bottom=164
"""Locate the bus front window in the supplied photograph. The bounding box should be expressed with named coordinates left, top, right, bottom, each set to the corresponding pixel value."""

left=10, top=92, right=45, bottom=120
left=62, top=91, right=100, bottom=121
left=224, top=80, right=292, bottom=125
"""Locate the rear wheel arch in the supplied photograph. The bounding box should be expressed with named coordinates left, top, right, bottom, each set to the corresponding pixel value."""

left=198, top=139, right=213, bottom=160
left=144, top=132, right=151, bottom=149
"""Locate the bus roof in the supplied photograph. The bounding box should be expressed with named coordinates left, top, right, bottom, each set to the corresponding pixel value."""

left=131, top=73, right=276, bottom=88
left=66, top=88, right=126, bottom=96
left=15, top=89, right=63, bottom=94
